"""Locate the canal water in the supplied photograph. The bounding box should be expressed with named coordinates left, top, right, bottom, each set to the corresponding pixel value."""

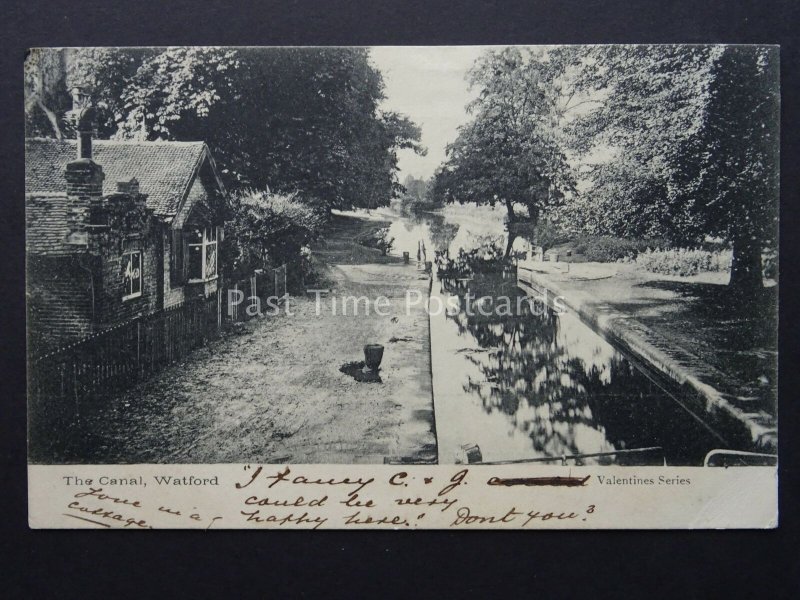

left=374, top=204, right=726, bottom=466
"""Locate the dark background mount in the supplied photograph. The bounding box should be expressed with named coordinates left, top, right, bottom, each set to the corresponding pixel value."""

left=1, top=1, right=798, bottom=598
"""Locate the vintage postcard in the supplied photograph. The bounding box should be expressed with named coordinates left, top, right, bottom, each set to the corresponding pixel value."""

left=26, top=45, right=778, bottom=529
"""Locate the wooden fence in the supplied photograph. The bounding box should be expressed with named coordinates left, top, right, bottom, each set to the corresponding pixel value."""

left=225, top=264, right=288, bottom=323
left=28, top=264, right=288, bottom=435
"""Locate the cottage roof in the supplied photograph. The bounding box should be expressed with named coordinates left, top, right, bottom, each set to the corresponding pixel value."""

left=25, top=138, right=222, bottom=217
left=25, top=193, right=82, bottom=256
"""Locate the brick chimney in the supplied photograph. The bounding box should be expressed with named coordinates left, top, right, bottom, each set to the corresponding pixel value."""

left=64, top=87, right=104, bottom=201
left=116, top=177, right=140, bottom=196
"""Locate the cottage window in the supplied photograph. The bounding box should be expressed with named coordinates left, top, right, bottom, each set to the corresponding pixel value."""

left=187, top=227, right=218, bottom=282
left=122, top=250, right=143, bottom=300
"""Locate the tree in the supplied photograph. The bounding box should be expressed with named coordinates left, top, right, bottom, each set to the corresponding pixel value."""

left=402, top=174, right=428, bottom=202
left=431, top=47, right=577, bottom=230
left=67, top=47, right=158, bottom=138
left=398, top=174, right=443, bottom=214
left=24, top=49, right=71, bottom=138
left=692, top=46, right=779, bottom=292
left=569, top=45, right=779, bottom=294
left=25, top=47, right=424, bottom=214
left=113, top=47, right=424, bottom=212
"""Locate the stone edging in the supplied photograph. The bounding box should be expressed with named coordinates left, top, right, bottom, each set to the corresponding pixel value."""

left=517, top=266, right=777, bottom=454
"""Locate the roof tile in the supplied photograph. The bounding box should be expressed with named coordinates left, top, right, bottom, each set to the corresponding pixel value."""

left=25, top=138, right=206, bottom=216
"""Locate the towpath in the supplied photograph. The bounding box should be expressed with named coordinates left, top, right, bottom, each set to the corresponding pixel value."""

left=70, top=215, right=437, bottom=464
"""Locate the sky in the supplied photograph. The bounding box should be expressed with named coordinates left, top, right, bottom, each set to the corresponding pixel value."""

left=369, top=46, right=495, bottom=181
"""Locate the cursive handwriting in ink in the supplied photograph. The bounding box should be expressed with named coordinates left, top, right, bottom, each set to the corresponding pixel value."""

left=235, top=466, right=374, bottom=497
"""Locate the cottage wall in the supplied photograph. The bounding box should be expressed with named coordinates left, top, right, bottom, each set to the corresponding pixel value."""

left=28, top=189, right=164, bottom=354
left=27, top=138, right=229, bottom=355
left=94, top=227, right=162, bottom=327
left=27, top=255, right=95, bottom=353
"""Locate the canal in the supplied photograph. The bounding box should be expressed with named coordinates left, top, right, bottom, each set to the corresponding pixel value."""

left=376, top=204, right=727, bottom=466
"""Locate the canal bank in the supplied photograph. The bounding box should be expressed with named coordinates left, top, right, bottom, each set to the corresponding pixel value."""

left=368, top=204, right=753, bottom=467
left=517, top=262, right=777, bottom=455
left=428, top=269, right=734, bottom=466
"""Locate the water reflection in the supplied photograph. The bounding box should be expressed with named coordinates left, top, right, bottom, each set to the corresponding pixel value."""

left=385, top=204, right=508, bottom=259
left=377, top=205, right=725, bottom=466
left=434, top=272, right=724, bottom=466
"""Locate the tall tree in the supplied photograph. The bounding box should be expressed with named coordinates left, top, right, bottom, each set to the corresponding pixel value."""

left=692, top=46, right=779, bottom=292
left=24, top=49, right=71, bottom=138
left=67, top=47, right=158, bottom=138
left=25, top=47, right=424, bottom=214
left=114, top=47, right=424, bottom=212
left=570, top=45, right=779, bottom=293
left=402, top=174, right=428, bottom=201
left=431, top=47, right=577, bottom=228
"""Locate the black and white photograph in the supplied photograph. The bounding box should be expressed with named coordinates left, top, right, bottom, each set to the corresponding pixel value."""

left=26, top=44, right=778, bottom=469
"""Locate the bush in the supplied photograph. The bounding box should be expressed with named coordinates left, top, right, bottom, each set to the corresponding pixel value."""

left=438, top=238, right=509, bottom=278
left=358, top=226, right=395, bottom=255
left=636, top=248, right=732, bottom=277
left=572, top=235, right=670, bottom=262
left=225, top=189, right=326, bottom=282
left=397, top=194, right=443, bottom=216
left=514, top=219, right=567, bottom=252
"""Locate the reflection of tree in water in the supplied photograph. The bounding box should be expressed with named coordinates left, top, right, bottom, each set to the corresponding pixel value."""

left=441, top=274, right=611, bottom=461
left=402, top=220, right=417, bottom=233
left=425, top=212, right=460, bottom=253
left=440, top=272, right=714, bottom=465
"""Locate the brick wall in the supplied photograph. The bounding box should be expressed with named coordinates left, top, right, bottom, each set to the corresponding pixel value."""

left=91, top=194, right=162, bottom=327
left=94, top=231, right=161, bottom=326
left=28, top=189, right=166, bottom=355
left=27, top=255, right=95, bottom=353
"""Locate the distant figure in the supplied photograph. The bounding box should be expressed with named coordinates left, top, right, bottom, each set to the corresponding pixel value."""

left=417, top=239, right=427, bottom=266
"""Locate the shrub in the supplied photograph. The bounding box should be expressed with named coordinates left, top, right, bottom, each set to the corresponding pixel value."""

left=514, top=219, right=567, bottom=252
left=636, top=248, right=732, bottom=277
left=438, top=238, right=510, bottom=277
left=358, top=226, right=395, bottom=255
left=225, top=189, right=326, bottom=282
left=572, top=235, right=670, bottom=262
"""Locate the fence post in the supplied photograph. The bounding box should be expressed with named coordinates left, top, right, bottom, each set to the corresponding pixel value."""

left=251, top=275, right=256, bottom=316
left=217, top=288, right=222, bottom=330
left=72, top=360, right=79, bottom=419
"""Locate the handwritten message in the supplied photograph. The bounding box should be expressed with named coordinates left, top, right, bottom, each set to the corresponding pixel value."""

left=26, top=464, right=777, bottom=529
left=234, top=466, right=596, bottom=529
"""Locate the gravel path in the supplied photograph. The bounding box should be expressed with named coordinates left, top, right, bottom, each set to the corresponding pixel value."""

left=71, top=259, right=437, bottom=464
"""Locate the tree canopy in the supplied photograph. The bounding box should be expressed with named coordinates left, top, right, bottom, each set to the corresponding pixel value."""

left=432, top=44, right=779, bottom=294
left=25, top=47, right=424, bottom=213
left=431, top=47, right=578, bottom=225
left=568, top=45, right=779, bottom=291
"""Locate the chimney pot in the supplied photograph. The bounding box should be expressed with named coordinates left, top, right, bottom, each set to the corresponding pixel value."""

left=72, top=87, right=97, bottom=160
